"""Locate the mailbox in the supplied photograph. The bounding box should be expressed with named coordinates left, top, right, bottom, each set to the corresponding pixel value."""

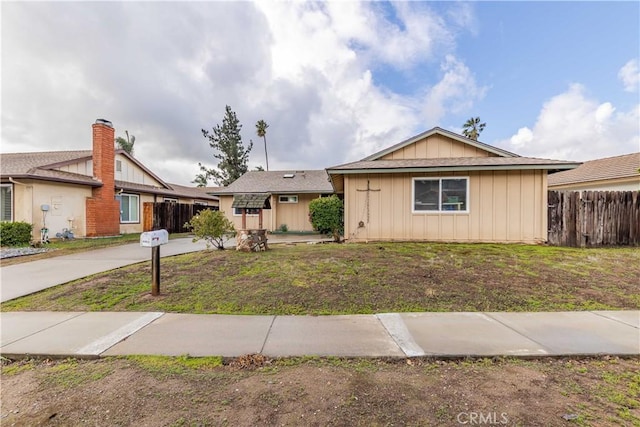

left=140, top=229, right=169, bottom=247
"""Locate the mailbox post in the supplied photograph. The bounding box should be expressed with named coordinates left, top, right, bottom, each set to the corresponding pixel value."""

left=140, top=230, right=169, bottom=296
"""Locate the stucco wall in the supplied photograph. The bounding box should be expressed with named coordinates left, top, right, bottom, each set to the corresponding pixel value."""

left=343, top=170, right=547, bottom=244
left=10, top=180, right=92, bottom=240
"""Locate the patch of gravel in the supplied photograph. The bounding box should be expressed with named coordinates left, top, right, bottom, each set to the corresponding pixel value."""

left=0, top=247, right=56, bottom=259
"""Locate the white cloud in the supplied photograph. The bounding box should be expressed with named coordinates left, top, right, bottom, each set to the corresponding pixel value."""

left=618, top=59, right=640, bottom=93
left=1, top=1, right=484, bottom=185
left=501, top=84, right=640, bottom=161
left=423, top=55, right=488, bottom=124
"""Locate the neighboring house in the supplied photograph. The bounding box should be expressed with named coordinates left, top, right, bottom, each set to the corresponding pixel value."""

left=210, top=170, right=334, bottom=232
left=548, top=153, right=640, bottom=191
left=1, top=119, right=218, bottom=240
left=326, top=127, right=579, bottom=243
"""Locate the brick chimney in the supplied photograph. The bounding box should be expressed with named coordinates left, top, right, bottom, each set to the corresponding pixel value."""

left=86, top=119, right=121, bottom=237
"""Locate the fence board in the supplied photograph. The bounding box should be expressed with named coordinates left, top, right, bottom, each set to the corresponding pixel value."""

left=143, top=202, right=217, bottom=233
left=548, top=190, right=639, bottom=247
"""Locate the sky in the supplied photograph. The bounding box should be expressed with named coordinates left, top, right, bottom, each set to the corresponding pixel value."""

left=2, top=1, right=639, bottom=186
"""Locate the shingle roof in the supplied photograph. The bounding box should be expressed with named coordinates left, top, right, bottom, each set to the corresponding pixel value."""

left=327, top=156, right=581, bottom=173
left=231, top=193, right=271, bottom=209
left=548, top=153, right=640, bottom=186
left=211, top=170, right=334, bottom=195
left=116, top=181, right=219, bottom=201
left=1, top=151, right=92, bottom=175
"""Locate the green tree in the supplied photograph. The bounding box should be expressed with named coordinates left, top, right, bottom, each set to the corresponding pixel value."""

left=462, top=117, right=486, bottom=141
left=308, top=195, right=343, bottom=242
left=197, top=106, right=253, bottom=186
left=256, top=119, right=269, bottom=171
left=184, top=209, right=235, bottom=250
left=115, top=130, right=135, bottom=155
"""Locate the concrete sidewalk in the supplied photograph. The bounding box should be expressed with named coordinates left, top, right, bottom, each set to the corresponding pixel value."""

left=1, top=235, right=638, bottom=360
left=1, top=310, right=638, bottom=359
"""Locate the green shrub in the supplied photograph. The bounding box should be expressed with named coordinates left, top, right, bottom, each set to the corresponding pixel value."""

left=184, top=209, right=235, bottom=250
left=0, top=222, right=34, bottom=247
left=278, top=223, right=289, bottom=232
left=308, top=195, right=343, bottom=242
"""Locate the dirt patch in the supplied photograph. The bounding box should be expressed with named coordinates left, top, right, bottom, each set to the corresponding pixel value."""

left=2, top=356, right=638, bottom=426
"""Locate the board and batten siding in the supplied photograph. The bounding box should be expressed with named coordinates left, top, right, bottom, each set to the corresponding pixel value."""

left=274, top=193, right=317, bottom=232
left=380, top=134, right=497, bottom=160
left=219, top=194, right=320, bottom=232
left=344, top=170, right=547, bottom=243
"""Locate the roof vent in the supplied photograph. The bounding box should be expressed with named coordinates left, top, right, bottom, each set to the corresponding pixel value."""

left=95, top=118, right=113, bottom=128
left=283, top=173, right=295, bottom=178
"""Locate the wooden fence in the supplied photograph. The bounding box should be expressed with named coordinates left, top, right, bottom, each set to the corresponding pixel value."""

left=143, top=202, right=217, bottom=233
left=547, top=191, right=640, bottom=247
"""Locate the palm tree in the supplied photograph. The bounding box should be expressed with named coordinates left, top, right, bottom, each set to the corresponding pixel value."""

left=256, top=120, right=269, bottom=171
left=462, top=117, right=486, bottom=141
left=115, top=130, right=135, bottom=155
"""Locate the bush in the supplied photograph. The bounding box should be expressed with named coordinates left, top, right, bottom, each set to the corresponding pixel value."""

left=184, top=209, right=235, bottom=250
left=278, top=224, right=289, bottom=232
left=308, top=195, right=343, bottom=242
left=0, top=222, right=34, bottom=247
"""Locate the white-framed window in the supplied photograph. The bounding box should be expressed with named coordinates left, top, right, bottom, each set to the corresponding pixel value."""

left=164, top=197, right=178, bottom=204
left=278, top=195, right=298, bottom=203
left=194, top=201, right=209, bottom=206
left=233, top=207, right=260, bottom=216
left=412, top=177, right=469, bottom=213
left=116, top=160, right=122, bottom=172
left=119, top=193, right=140, bottom=223
left=1, top=184, right=13, bottom=222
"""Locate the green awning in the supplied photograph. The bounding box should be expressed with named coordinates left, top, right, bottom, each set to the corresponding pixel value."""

left=231, top=193, right=271, bottom=209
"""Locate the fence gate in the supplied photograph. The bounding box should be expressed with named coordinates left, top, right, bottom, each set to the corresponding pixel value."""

left=548, top=190, right=639, bottom=247
left=143, top=202, right=217, bottom=233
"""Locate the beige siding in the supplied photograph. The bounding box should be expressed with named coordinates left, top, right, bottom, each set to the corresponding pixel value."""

left=548, top=177, right=640, bottom=192
left=344, top=170, right=547, bottom=243
left=381, top=134, right=495, bottom=160
left=114, top=154, right=164, bottom=187
left=57, top=159, right=92, bottom=176
left=219, top=194, right=320, bottom=232
left=274, top=194, right=317, bottom=232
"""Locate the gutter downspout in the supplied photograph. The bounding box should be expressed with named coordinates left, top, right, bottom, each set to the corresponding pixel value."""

left=8, top=177, right=35, bottom=228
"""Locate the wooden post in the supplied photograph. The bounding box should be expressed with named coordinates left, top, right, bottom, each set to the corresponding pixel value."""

left=259, top=208, right=263, bottom=229
left=242, top=208, right=247, bottom=229
left=151, top=246, right=160, bottom=296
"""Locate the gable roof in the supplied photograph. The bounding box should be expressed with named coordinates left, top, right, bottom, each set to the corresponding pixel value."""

left=211, top=170, right=334, bottom=195
left=1, top=150, right=218, bottom=201
left=548, top=152, right=640, bottom=187
left=1, top=150, right=100, bottom=186
left=361, top=127, right=519, bottom=161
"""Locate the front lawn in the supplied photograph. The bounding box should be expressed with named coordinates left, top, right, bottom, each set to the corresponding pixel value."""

left=2, top=242, right=639, bottom=314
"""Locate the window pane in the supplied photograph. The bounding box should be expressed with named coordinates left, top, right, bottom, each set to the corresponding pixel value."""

left=1, top=185, right=12, bottom=221
left=442, top=179, right=467, bottom=211
left=120, top=195, right=130, bottom=222
left=129, top=196, right=139, bottom=221
left=414, top=180, right=439, bottom=211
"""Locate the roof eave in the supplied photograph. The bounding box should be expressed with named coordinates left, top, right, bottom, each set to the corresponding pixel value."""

left=327, top=163, right=581, bottom=175
left=2, top=174, right=102, bottom=187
